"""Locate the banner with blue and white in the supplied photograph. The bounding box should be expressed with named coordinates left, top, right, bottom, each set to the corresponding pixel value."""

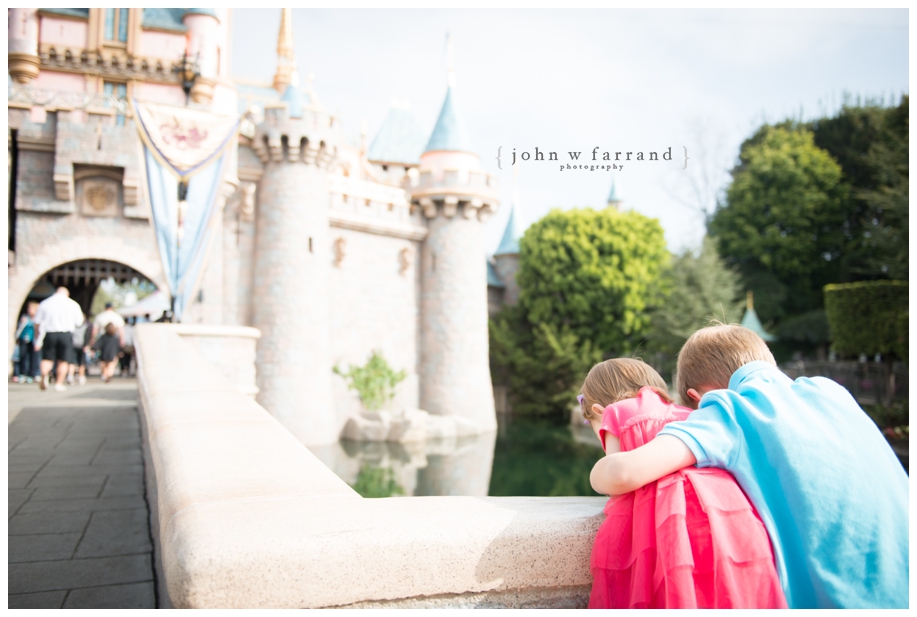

left=131, top=98, right=241, bottom=321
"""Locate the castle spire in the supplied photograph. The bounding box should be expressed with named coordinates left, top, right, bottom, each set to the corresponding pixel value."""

left=495, top=166, right=522, bottom=256
left=273, top=8, right=297, bottom=94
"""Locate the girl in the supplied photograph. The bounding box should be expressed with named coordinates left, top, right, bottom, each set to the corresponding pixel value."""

left=580, top=358, right=786, bottom=609
left=93, top=322, right=122, bottom=383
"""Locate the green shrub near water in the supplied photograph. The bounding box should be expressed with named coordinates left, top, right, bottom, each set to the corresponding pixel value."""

left=333, top=350, right=407, bottom=412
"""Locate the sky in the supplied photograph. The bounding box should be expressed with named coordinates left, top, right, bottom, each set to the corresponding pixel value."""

left=230, top=8, right=908, bottom=255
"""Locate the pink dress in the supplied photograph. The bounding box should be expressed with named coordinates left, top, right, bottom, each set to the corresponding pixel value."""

left=589, top=387, right=787, bottom=609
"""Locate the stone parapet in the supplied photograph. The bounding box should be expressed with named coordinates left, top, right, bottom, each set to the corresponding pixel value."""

left=168, top=324, right=261, bottom=397
left=251, top=104, right=338, bottom=168
left=409, top=169, right=498, bottom=222
left=134, top=324, right=604, bottom=608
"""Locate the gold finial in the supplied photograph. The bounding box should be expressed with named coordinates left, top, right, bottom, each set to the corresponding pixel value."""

left=747, top=290, right=754, bottom=311
left=273, top=8, right=297, bottom=93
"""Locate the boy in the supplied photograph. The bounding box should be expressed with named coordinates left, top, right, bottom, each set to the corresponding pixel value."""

left=589, top=324, right=908, bottom=608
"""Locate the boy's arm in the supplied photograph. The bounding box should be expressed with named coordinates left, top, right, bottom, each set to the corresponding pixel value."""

left=590, top=435, right=696, bottom=496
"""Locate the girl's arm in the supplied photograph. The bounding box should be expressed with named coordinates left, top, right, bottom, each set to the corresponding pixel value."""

left=590, top=435, right=696, bottom=496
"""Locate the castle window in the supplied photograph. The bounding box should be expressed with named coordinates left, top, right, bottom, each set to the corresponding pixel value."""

left=104, top=8, right=129, bottom=43
left=103, top=82, right=127, bottom=126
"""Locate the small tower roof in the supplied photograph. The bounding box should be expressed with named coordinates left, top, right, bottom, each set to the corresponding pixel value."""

left=741, top=291, right=777, bottom=342
left=495, top=168, right=523, bottom=256
left=424, top=86, right=474, bottom=154
left=607, top=179, right=619, bottom=203
left=368, top=104, right=428, bottom=166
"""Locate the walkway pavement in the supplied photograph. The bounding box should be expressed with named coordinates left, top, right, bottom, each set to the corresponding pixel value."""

left=8, top=378, right=156, bottom=609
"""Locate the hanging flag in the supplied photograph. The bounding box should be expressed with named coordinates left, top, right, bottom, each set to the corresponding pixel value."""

left=131, top=98, right=241, bottom=321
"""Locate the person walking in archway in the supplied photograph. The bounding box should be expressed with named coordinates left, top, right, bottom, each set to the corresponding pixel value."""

left=68, top=312, right=92, bottom=386
left=33, top=287, right=84, bottom=391
left=14, top=301, right=40, bottom=383
left=91, top=303, right=125, bottom=349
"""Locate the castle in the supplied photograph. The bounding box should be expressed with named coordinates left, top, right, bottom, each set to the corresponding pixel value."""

left=7, top=8, right=530, bottom=446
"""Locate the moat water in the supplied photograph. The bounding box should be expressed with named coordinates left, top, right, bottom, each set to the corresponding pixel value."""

left=310, top=415, right=606, bottom=498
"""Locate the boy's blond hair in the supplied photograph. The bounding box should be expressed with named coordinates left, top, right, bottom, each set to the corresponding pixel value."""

left=580, top=358, right=671, bottom=421
left=676, top=324, right=776, bottom=406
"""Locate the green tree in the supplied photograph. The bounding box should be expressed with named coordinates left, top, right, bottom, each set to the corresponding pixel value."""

left=709, top=127, right=850, bottom=322
left=517, top=207, right=669, bottom=355
left=491, top=207, right=669, bottom=419
left=647, top=236, right=743, bottom=359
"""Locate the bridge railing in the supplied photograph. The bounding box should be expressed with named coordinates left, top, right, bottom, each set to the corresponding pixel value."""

left=134, top=324, right=604, bottom=608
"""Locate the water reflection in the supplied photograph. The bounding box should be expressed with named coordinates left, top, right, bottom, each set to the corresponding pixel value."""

left=309, top=432, right=497, bottom=497
left=309, top=415, right=605, bottom=498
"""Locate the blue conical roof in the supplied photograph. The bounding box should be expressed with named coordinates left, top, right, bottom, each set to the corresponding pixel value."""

left=424, top=86, right=474, bottom=154
left=607, top=179, right=620, bottom=203
left=368, top=105, right=427, bottom=165
left=741, top=307, right=777, bottom=342
left=494, top=201, right=522, bottom=256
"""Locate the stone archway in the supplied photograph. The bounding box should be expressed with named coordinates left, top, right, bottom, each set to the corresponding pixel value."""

left=8, top=236, right=167, bottom=367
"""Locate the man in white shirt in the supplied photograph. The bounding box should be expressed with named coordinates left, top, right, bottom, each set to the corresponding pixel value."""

left=92, top=303, right=126, bottom=347
left=33, top=287, right=85, bottom=391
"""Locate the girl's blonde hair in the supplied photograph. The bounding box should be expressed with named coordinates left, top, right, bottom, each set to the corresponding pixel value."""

left=579, top=358, right=671, bottom=421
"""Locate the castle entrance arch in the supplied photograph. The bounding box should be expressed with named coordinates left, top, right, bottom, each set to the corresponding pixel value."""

left=18, top=259, right=158, bottom=317
left=9, top=244, right=167, bottom=368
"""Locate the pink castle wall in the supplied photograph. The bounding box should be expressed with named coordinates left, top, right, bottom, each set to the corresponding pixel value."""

left=39, top=16, right=88, bottom=48
left=138, top=29, right=187, bottom=60
left=134, top=82, right=187, bottom=106
left=32, top=70, right=86, bottom=93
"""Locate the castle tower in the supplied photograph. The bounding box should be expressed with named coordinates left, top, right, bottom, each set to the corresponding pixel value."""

left=273, top=8, right=296, bottom=93
left=412, top=65, right=500, bottom=432
left=250, top=17, right=339, bottom=446
left=493, top=166, right=523, bottom=307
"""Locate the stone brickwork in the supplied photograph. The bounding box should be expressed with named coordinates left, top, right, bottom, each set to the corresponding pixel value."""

left=420, top=210, right=496, bottom=430
left=328, top=228, right=423, bottom=432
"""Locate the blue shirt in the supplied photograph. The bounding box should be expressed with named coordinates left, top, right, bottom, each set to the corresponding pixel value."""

left=659, top=361, right=908, bottom=608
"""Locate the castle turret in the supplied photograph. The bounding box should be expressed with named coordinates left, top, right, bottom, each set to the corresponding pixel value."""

left=8, top=8, right=40, bottom=84
left=411, top=67, right=499, bottom=433
left=182, top=9, right=220, bottom=104
left=250, top=15, right=339, bottom=446
left=493, top=166, right=523, bottom=307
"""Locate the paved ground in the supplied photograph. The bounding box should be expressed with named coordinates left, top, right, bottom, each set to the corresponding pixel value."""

left=8, top=378, right=156, bottom=609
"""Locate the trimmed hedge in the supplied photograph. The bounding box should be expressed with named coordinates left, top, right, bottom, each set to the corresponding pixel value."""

left=823, top=281, right=908, bottom=359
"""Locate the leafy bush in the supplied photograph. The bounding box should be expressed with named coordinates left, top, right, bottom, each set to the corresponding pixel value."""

left=333, top=350, right=407, bottom=412
left=823, top=281, right=908, bottom=359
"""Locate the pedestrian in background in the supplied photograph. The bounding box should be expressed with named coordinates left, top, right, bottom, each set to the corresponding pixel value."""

left=14, top=301, right=40, bottom=383
left=68, top=313, right=92, bottom=386
left=120, top=317, right=135, bottom=377
left=33, top=287, right=83, bottom=391
left=93, top=323, right=122, bottom=383
left=92, top=302, right=125, bottom=348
